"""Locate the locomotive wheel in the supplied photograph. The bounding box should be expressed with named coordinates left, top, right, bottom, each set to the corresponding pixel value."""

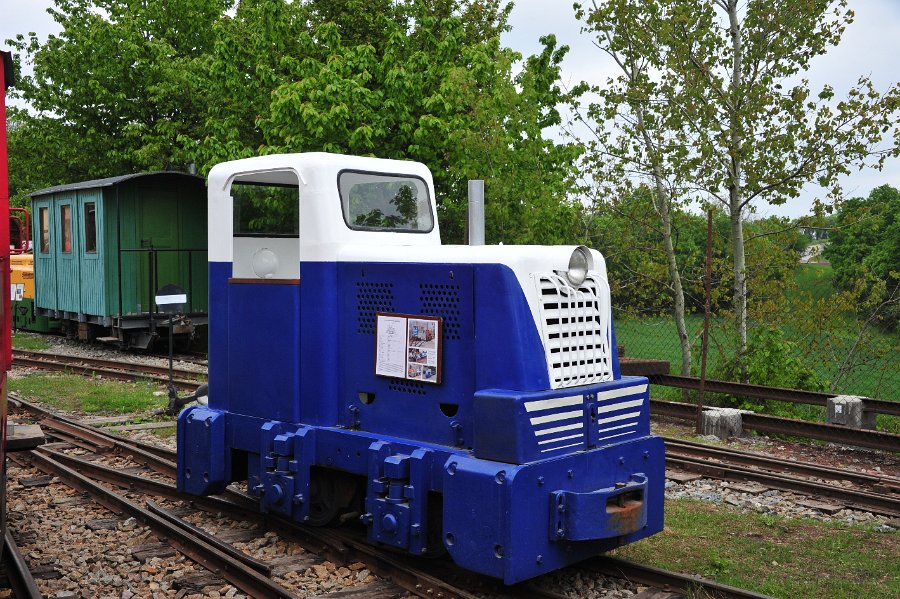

left=307, top=470, right=357, bottom=527
left=307, top=476, right=339, bottom=526
left=422, top=492, right=447, bottom=558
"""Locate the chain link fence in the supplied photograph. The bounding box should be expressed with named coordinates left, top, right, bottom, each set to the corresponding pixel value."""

left=614, top=308, right=900, bottom=403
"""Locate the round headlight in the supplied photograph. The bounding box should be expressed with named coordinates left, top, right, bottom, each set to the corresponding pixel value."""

left=251, top=248, right=279, bottom=279
left=566, top=246, right=593, bottom=287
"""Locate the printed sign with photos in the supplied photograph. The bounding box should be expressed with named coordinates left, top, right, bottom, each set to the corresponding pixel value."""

left=375, top=313, right=443, bottom=384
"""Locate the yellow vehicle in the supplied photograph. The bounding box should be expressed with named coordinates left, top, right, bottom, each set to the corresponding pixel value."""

left=11, top=252, right=57, bottom=333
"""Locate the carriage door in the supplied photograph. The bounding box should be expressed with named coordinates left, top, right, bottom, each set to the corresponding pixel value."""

left=137, top=188, right=180, bottom=312
left=32, top=200, right=57, bottom=313
left=226, top=172, right=301, bottom=422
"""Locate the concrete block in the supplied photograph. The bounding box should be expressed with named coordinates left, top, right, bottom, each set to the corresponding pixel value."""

left=827, top=395, right=877, bottom=430
left=700, top=408, right=743, bottom=440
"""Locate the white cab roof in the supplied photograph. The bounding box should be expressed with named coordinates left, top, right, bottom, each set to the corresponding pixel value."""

left=208, top=153, right=440, bottom=262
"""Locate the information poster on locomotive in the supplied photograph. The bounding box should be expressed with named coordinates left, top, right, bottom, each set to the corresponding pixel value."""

left=375, top=313, right=442, bottom=384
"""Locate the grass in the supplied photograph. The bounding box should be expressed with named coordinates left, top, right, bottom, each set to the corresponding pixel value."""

left=613, top=498, right=899, bottom=599
left=790, top=264, right=835, bottom=301
left=9, top=373, right=166, bottom=414
left=151, top=425, right=177, bottom=439
left=12, top=332, right=52, bottom=351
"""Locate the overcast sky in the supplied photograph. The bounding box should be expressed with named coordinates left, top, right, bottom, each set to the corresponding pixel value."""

left=3, top=0, right=899, bottom=218
left=504, top=0, right=900, bottom=219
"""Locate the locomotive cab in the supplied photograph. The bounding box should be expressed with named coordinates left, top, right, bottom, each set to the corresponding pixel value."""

left=179, top=152, right=664, bottom=584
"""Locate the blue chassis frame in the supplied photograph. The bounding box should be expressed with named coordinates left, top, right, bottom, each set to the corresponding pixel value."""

left=178, top=379, right=664, bottom=584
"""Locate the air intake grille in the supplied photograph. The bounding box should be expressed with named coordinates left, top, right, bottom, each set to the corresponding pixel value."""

left=389, top=379, right=427, bottom=396
left=419, top=283, right=461, bottom=340
left=535, top=274, right=613, bottom=389
left=356, top=281, right=395, bottom=335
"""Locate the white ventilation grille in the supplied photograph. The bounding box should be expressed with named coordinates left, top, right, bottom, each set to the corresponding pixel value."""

left=524, top=394, right=586, bottom=454
left=594, top=383, right=647, bottom=444
left=535, top=273, right=613, bottom=389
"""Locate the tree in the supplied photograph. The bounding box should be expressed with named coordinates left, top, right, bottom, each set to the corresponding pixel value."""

left=576, top=0, right=900, bottom=381
left=9, top=0, right=226, bottom=180
left=8, top=0, right=583, bottom=245
left=825, top=184, right=900, bottom=331
left=201, top=1, right=583, bottom=244
left=574, top=1, right=695, bottom=378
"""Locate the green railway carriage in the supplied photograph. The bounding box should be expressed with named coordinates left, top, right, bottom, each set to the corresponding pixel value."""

left=30, top=172, right=208, bottom=348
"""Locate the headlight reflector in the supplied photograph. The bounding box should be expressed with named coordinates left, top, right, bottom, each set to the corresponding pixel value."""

left=566, top=246, right=593, bottom=287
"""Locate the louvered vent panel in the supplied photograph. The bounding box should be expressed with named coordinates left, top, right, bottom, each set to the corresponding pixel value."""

left=535, top=274, right=613, bottom=389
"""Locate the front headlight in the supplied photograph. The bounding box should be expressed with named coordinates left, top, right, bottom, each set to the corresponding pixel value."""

left=566, top=246, right=593, bottom=287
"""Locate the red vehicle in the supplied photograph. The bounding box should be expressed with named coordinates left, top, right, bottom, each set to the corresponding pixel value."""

left=1, top=49, right=43, bottom=556
left=9, top=207, right=30, bottom=254
left=0, top=47, right=13, bottom=554
left=0, top=47, right=14, bottom=554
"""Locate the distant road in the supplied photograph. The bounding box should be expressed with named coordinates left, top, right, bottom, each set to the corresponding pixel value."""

left=801, top=242, right=830, bottom=264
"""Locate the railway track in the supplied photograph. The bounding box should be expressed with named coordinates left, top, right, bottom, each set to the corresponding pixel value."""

left=12, top=349, right=205, bottom=391
left=7, top=397, right=775, bottom=599
left=1, top=530, right=42, bottom=599
left=664, top=437, right=900, bottom=518
left=652, top=398, right=900, bottom=452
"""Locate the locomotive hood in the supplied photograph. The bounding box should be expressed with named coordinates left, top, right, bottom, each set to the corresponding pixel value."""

left=336, top=243, right=609, bottom=352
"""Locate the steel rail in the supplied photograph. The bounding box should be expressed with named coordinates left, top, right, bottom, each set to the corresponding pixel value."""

left=742, top=412, right=900, bottom=453
left=650, top=374, right=900, bottom=417
left=49, top=420, right=900, bottom=518
left=36, top=446, right=258, bottom=514
left=26, top=449, right=301, bottom=599
left=666, top=454, right=900, bottom=518
left=665, top=437, right=900, bottom=493
left=39, top=416, right=177, bottom=477
left=39, top=417, right=115, bottom=451
left=34, top=448, right=483, bottom=599
left=2, top=531, right=43, bottom=599
left=652, top=400, right=900, bottom=452
left=29, top=402, right=772, bottom=599
left=619, top=357, right=670, bottom=376
left=589, top=556, right=775, bottom=599
left=12, top=393, right=178, bottom=461
left=13, top=349, right=204, bottom=380
left=23, top=401, right=260, bottom=504
left=147, top=501, right=272, bottom=576
left=269, top=516, right=497, bottom=599
left=42, top=438, right=755, bottom=599
left=35, top=425, right=108, bottom=453
left=12, top=353, right=201, bottom=391
left=9, top=388, right=788, bottom=598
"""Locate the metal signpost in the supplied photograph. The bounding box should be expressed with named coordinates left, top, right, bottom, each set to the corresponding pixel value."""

left=155, top=284, right=186, bottom=409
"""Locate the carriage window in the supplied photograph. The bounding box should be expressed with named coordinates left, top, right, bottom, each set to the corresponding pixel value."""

left=39, top=208, right=50, bottom=253
left=232, top=183, right=299, bottom=237
left=84, top=202, right=97, bottom=253
left=60, top=205, right=72, bottom=253
left=340, top=172, right=433, bottom=233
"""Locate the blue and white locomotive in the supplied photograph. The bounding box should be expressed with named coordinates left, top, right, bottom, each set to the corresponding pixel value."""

left=177, top=153, right=664, bottom=584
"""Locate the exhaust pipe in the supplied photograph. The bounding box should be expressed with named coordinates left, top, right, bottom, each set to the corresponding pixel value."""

left=468, top=179, right=485, bottom=246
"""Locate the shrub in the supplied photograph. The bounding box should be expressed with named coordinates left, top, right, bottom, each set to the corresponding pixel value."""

left=711, top=326, right=826, bottom=418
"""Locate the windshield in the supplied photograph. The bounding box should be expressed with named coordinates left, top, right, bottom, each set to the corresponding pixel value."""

left=339, top=171, right=433, bottom=233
